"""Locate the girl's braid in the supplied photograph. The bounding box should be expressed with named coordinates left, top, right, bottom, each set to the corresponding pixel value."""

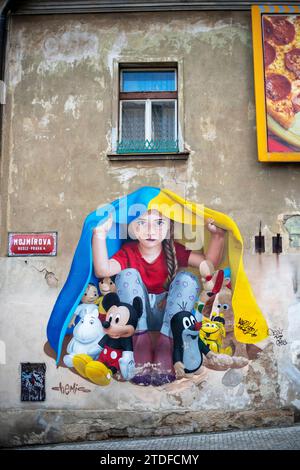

left=163, top=220, right=178, bottom=290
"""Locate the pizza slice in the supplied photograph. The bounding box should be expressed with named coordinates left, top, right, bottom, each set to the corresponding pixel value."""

left=265, top=73, right=295, bottom=129
left=262, top=16, right=300, bottom=130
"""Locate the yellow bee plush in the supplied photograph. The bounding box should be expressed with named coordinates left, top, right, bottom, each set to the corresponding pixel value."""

left=199, top=314, right=233, bottom=355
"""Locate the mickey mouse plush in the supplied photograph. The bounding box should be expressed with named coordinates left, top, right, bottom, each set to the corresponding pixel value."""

left=72, top=293, right=143, bottom=386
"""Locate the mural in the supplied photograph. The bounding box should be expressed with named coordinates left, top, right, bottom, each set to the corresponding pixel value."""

left=46, top=187, right=268, bottom=386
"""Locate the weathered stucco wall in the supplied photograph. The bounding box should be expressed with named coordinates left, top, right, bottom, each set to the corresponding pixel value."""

left=0, top=10, right=300, bottom=447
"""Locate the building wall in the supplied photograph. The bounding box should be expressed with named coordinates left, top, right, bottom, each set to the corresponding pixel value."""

left=0, top=10, right=300, bottom=446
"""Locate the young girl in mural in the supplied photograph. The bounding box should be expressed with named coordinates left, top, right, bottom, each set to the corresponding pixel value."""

left=92, top=209, right=227, bottom=385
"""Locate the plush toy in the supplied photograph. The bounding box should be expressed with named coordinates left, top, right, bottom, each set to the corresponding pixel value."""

left=72, top=293, right=143, bottom=386
left=194, top=261, right=225, bottom=318
left=81, top=283, right=99, bottom=303
left=211, top=288, right=232, bottom=322
left=63, top=307, right=104, bottom=368
left=199, top=260, right=224, bottom=293
left=68, top=283, right=99, bottom=328
left=199, top=314, right=233, bottom=355
left=171, top=310, right=209, bottom=378
left=96, top=276, right=117, bottom=322
left=214, top=289, right=248, bottom=358
left=171, top=309, right=248, bottom=377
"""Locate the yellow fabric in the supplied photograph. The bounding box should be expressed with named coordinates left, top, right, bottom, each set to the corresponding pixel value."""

left=148, top=188, right=268, bottom=344
left=96, top=296, right=106, bottom=315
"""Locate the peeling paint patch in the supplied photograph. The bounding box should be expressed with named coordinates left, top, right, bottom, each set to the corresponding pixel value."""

left=181, top=18, right=232, bottom=35
left=200, top=117, right=217, bottom=142
left=39, top=115, right=50, bottom=129
left=59, top=192, right=64, bottom=203
left=96, top=100, right=104, bottom=112
left=107, top=32, right=128, bottom=75
left=66, top=208, right=75, bottom=220
left=184, top=20, right=250, bottom=52
left=64, top=95, right=81, bottom=119
left=8, top=29, right=25, bottom=87
left=186, top=151, right=199, bottom=200
left=32, top=96, right=58, bottom=112
left=248, top=101, right=255, bottom=121
left=8, top=163, right=18, bottom=195
left=23, top=118, right=35, bottom=134
left=210, top=197, right=222, bottom=206
left=37, top=29, right=99, bottom=74
left=114, top=169, right=138, bottom=185
left=285, top=198, right=300, bottom=211
left=94, top=76, right=105, bottom=88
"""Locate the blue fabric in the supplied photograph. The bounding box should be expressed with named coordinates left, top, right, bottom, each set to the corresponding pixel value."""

left=46, top=186, right=160, bottom=364
left=223, top=267, right=231, bottom=279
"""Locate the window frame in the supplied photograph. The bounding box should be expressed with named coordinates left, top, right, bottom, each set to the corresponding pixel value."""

left=118, top=66, right=178, bottom=154
left=108, top=58, right=189, bottom=161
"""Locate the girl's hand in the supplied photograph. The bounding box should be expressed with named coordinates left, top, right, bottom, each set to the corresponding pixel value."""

left=93, top=213, right=113, bottom=238
left=206, top=218, right=226, bottom=236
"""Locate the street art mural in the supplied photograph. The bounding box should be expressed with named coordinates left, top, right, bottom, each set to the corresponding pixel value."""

left=46, top=187, right=269, bottom=387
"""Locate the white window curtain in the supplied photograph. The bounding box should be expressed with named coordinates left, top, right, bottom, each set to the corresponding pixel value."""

left=152, top=102, right=175, bottom=141
left=121, top=102, right=145, bottom=140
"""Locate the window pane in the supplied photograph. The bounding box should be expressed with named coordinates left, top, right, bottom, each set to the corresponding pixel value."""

left=121, top=102, right=145, bottom=140
left=152, top=101, right=175, bottom=141
left=122, top=71, right=176, bottom=92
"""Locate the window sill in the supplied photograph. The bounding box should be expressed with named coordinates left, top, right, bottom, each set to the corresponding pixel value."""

left=107, top=151, right=190, bottom=161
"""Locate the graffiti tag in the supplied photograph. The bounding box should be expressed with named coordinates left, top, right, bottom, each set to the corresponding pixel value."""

left=237, top=318, right=258, bottom=337
left=268, top=328, right=288, bottom=347
left=52, top=382, right=91, bottom=395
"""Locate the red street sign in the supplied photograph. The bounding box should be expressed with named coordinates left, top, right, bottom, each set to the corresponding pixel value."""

left=8, top=232, right=57, bottom=256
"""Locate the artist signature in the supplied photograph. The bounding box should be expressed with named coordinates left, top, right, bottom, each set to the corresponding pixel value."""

left=237, top=318, right=258, bottom=337
left=52, top=382, right=91, bottom=395
left=268, top=328, right=288, bottom=347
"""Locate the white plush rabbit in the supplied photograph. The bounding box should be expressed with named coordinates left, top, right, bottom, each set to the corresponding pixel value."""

left=63, top=307, right=104, bottom=368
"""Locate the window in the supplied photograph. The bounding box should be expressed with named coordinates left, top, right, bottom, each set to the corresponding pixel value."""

left=117, top=68, right=178, bottom=154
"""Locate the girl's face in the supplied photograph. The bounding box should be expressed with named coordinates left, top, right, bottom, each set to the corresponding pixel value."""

left=129, top=210, right=170, bottom=248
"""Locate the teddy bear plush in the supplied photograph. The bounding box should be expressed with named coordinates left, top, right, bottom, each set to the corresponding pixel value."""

left=72, top=293, right=143, bottom=386
left=213, top=288, right=249, bottom=358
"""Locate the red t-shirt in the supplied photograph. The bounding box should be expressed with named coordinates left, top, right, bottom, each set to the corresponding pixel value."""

left=111, top=241, right=191, bottom=294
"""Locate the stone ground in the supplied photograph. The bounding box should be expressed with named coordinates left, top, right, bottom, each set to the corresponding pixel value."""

left=18, top=424, right=300, bottom=450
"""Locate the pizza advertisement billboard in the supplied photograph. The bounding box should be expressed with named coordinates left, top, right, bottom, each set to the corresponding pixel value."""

left=252, top=4, right=300, bottom=162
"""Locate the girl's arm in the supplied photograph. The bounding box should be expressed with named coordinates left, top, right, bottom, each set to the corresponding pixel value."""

left=92, top=215, right=122, bottom=278
left=187, top=218, right=226, bottom=269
